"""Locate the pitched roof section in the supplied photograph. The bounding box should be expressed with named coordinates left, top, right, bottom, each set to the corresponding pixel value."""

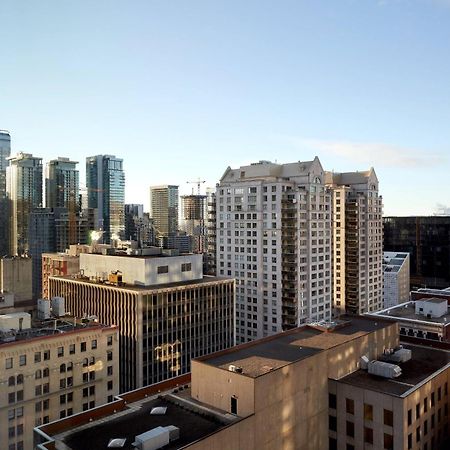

left=324, top=167, right=378, bottom=187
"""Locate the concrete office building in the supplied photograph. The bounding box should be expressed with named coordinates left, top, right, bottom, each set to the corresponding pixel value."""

left=86, top=155, right=125, bottom=243
left=48, top=250, right=235, bottom=392
left=0, top=257, right=32, bottom=304
left=1, top=315, right=119, bottom=450
left=35, top=316, right=450, bottom=450
left=383, top=252, right=410, bottom=309
left=6, top=152, right=43, bottom=256
left=217, top=158, right=332, bottom=343
left=125, top=204, right=155, bottom=246
left=149, top=185, right=179, bottom=239
left=368, top=298, right=450, bottom=342
left=325, top=169, right=384, bottom=316
left=0, top=130, right=11, bottom=256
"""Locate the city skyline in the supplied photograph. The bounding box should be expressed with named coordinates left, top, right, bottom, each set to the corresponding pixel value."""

left=1, top=1, right=449, bottom=216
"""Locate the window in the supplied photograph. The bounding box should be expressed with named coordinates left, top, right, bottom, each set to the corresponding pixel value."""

left=69, top=344, right=75, bottom=354
left=43, top=350, right=50, bottom=360
left=80, top=342, right=86, bottom=352
left=57, top=346, right=64, bottom=357
left=346, top=421, right=354, bottom=437
left=17, top=374, right=23, bottom=384
left=329, top=393, right=337, bottom=409
left=329, top=415, right=337, bottom=431
left=416, top=403, right=420, bottom=419
left=416, top=426, right=420, bottom=442
left=107, top=351, right=113, bottom=361
left=34, top=352, right=41, bottom=363
left=364, top=403, right=373, bottom=421
left=108, top=380, right=113, bottom=391
left=6, top=357, right=13, bottom=369
left=364, top=427, right=373, bottom=444
left=107, top=335, right=113, bottom=346
left=91, top=339, right=97, bottom=350
left=329, top=438, right=337, bottom=450
left=157, top=265, right=168, bottom=274
left=8, top=376, right=15, bottom=386
left=231, top=396, right=238, bottom=414
left=181, top=263, right=191, bottom=272
left=346, top=398, right=354, bottom=415
left=19, top=354, right=26, bottom=366
left=384, top=409, right=393, bottom=427
left=107, top=365, right=113, bottom=376
left=408, top=409, right=412, bottom=426
left=35, top=369, right=42, bottom=379
left=408, top=433, right=412, bottom=449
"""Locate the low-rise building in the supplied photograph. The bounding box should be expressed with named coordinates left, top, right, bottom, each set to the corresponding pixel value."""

left=35, top=316, right=450, bottom=450
left=367, top=298, right=450, bottom=342
left=0, top=257, right=32, bottom=304
left=1, top=314, right=119, bottom=450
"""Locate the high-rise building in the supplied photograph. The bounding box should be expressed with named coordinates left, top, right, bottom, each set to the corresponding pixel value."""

left=29, top=208, right=56, bottom=299
left=205, top=188, right=217, bottom=275
left=325, top=169, right=383, bottom=316
left=149, top=185, right=179, bottom=239
left=180, top=194, right=207, bottom=253
left=384, top=216, right=450, bottom=289
left=86, top=155, right=125, bottom=243
left=45, top=157, right=79, bottom=210
left=0, top=130, right=11, bottom=256
left=6, top=152, right=43, bottom=256
left=48, top=249, right=235, bottom=392
left=1, top=315, right=119, bottom=450
left=383, top=251, right=410, bottom=309
left=217, top=158, right=332, bottom=343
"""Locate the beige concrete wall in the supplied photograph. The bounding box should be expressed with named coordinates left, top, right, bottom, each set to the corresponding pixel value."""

left=0, top=325, right=119, bottom=450
left=191, top=360, right=255, bottom=417
left=327, top=322, right=399, bottom=380
left=0, top=257, right=32, bottom=302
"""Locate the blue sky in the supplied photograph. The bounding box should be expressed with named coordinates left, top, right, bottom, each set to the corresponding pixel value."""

left=1, top=0, right=449, bottom=215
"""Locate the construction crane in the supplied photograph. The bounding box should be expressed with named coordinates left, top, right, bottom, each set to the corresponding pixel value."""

left=186, top=178, right=206, bottom=195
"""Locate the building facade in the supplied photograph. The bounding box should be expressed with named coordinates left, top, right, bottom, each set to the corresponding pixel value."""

left=217, top=158, right=332, bottom=343
left=180, top=194, right=208, bottom=254
left=6, top=153, right=43, bottom=256
left=383, top=252, right=410, bottom=309
left=48, top=252, right=235, bottom=392
left=45, top=157, right=79, bottom=211
left=149, top=185, right=179, bottom=239
left=325, top=169, right=384, bottom=316
left=1, top=317, right=119, bottom=450
left=384, top=216, right=450, bottom=289
left=86, top=155, right=125, bottom=243
left=0, top=257, right=32, bottom=303
left=0, top=130, right=11, bottom=256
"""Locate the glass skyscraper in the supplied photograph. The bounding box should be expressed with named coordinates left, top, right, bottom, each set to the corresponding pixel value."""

left=0, top=130, right=11, bottom=255
left=45, top=157, right=79, bottom=210
left=6, top=152, right=43, bottom=255
left=86, top=155, right=125, bottom=243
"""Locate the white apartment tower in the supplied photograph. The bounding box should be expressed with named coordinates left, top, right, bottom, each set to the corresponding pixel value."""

left=325, top=169, right=383, bottom=316
left=217, top=158, right=332, bottom=343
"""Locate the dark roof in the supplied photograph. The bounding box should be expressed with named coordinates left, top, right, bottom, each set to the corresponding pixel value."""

left=201, top=316, right=394, bottom=378
left=64, top=396, right=228, bottom=450
left=338, top=344, right=450, bottom=397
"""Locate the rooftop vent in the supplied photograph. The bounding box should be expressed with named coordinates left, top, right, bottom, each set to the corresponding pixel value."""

left=150, top=406, right=167, bottom=415
left=228, top=365, right=243, bottom=373
left=368, top=360, right=402, bottom=379
left=107, top=438, right=126, bottom=448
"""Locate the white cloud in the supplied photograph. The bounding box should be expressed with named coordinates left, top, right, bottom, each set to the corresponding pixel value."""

left=288, top=137, right=445, bottom=168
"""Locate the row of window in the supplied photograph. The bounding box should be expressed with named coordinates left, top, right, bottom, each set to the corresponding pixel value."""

left=5, top=336, right=113, bottom=369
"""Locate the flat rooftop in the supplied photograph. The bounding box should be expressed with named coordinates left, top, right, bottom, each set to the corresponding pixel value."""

left=62, top=393, right=233, bottom=450
left=0, top=319, right=114, bottom=347
left=50, top=275, right=233, bottom=291
left=372, top=301, right=450, bottom=325
left=200, top=316, right=393, bottom=378
left=339, top=344, right=450, bottom=397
